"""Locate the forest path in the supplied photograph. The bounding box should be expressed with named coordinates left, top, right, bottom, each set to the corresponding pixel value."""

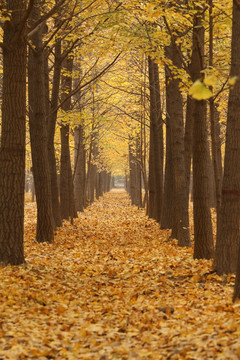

left=0, top=189, right=239, bottom=359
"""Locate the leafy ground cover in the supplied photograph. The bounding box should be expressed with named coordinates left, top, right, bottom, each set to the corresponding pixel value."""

left=0, top=189, right=240, bottom=359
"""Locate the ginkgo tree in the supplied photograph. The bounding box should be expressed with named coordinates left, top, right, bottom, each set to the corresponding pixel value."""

left=1, top=0, right=239, bottom=308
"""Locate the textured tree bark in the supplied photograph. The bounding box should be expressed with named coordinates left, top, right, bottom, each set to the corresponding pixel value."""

left=48, top=41, right=62, bottom=227
left=106, top=173, right=112, bottom=192
left=74, top=125, right=86, bottom=211
left=60, top=56, right=77, bottom=221
left=161, top=113, right=174, bottom=229
left=95, top=172, right=100, bottom=200
left=0, top=0, right=26, bottom=264
left=193, top=100, right=214, bottom=259
left=129, top=141, right=137, bottom=205
left=85, top=142, right=93, bottom=204
left=206, top=145, right=216, bottom=208
left=216, top=0, right=240, bottom=275
left=28, top=1, right=54, bottom=243
left=165, top=41, right=190, bottom=247
left=89, top=162, right=97, bottom=204
left=209, top=0, right=222, bottom=217
left=148, top=118, right=156, bottom=218
left=103, top=171, right=108, bottom=194
left=136, top=136, right=142, bottom=208
left=192, top=7, right=214, bottom=259
left=215, top=106, right=223, bottom=184
left=184, top=96, right=194, bottom=205
left=129, top=137, right=141, bottom=207
left=148, top=57, right=164, bottom=222
left=99, top=171, right=104, bottom=197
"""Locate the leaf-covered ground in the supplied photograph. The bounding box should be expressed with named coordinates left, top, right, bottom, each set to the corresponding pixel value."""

left=1, top=189, right=240, bottom=359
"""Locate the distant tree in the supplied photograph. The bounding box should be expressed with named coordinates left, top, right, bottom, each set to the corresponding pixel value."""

left=60, top=56, right=76, bottom=222
left=74, top=123, right=86, bottom=211
left=148, top=57, right=164, bottom=223
left=129, top=135, right=141, bottom=207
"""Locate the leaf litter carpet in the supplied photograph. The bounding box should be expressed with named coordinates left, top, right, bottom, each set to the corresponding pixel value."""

left=1, top=189, right=240, bottom=359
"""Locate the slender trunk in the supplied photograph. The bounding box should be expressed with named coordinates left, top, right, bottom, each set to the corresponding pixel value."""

left=60, top=124, right=71, bottom=218
left=28, top=1, right=54, bottom=243
left=60, top=56, right=76, bottom=221
left=74, top=125, right=86, bottom=211
left=48, top=41, right=62, bottom=227
left=96, top=172, right=100, bottom=200
left=148, top=57, right=164, bottom=222
left=192, top=6, right=214, bottom=259
left=31, top=180, right=35, bottom=203
left=129, top=137, right=141, bottom=207
left=165, top=41, right=190, bottom=246
left=107, top=173, right=111, bottom=192
left=161, top=113, right=174, bottom=229
left=209, top=0, right=222, bottom=219
left=184, top=96, right=194, bottom=204
left=142, top=56, right=149, bottom=211
left=129, top=140, right=137, bottom=205
left=136, top=136, right=142, bottom=207
left=89, top=162, right=97, bottom=203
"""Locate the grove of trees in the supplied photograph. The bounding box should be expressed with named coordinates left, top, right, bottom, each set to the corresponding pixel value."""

left=1, top=0, right=240, bottom=301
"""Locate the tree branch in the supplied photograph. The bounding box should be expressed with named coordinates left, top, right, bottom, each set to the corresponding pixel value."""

left=17, top=0, right=35, bottom=39
left=51, top=53, right=121, bottom=115
left=163, top=16, right=189, bottom=73
left=27, top=0, right=67, bottom=37
left=234, top=0, right=240, bottom=11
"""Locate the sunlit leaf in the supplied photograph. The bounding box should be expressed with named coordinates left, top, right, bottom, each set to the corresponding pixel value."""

left=229, top=76, right=238, bottom=86
left=204, top=75, right=218, bottom=86
left=189, top=80, right=213, bottom=100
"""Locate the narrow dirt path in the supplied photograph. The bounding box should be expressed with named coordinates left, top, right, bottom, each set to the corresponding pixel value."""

left=0, top=189, right=239, bottom=359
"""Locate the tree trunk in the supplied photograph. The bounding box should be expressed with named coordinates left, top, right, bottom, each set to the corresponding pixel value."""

left=161, top=112, right=174, bottom=229
left=74, top=125, right=86, bottom=211
left=60, top=56, right=76, bottom=221
left=192, top=6, right=214, bottom=259
left=0, top=0, right=26, bottom=264
left=48, top=40, right=62, bottom=227
left=99, top=171, right=104, bottom=197
left=184, top=96, right=194, bottom=204
left=165, top=41, right=190, bottom=247
left=60, top=124, right=72, bottom=219
left=209, top=0, right=222, bottom=219
left=216, top=0, right=240, bottom=275
left=95, top=172, right=100, bottom=200
left=193, top=100, right=214, bottom=259
left=129, top=137, right=141, bottom=207
left=89, top=162, right=97, bottom=204
left=107, top=173, right=111, bottom=192
left=28, top=1, right=54, bottom=243
left=148, top=57, right=164, bottom=222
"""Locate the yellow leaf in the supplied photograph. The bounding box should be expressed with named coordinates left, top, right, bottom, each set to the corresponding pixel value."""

left=189, top=80, right=213, bottom=100
left=229, top=76, right=238, bottom=86
left=191, top=274, right=201, bottom=282
left=204, top=75, right=217, bottom=86
left=57, top=305, right=67, bottom=314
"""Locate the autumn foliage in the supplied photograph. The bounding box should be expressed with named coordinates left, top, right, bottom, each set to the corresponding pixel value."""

left=0, top=190, right=239, bottom=359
